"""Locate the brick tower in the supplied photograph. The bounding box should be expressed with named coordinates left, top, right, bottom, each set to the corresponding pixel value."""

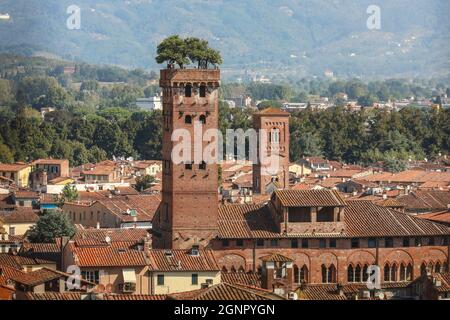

left=152, top=68, right=221, bottom=249
left=253, top=108, right=290, bottom=194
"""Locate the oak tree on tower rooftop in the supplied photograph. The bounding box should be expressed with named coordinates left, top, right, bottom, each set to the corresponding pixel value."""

left=155, top=35, right=222, bottom=69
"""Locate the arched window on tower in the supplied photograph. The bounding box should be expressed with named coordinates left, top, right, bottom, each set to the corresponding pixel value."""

left=406, top=264, right=413, bottom=281
left=363, top=264, right=369, bottom=282
left=347, top=265, right=354, bottom=283
left=199, top=85, right=206, bottom=97
left=270, top=128, right=280, bottom=144
left=420, top=263, right=427, bottom=276
left=384, top=264, right=391, bottom=282
left=400, top=263, right=406, bottom=281
left=355, top=265, right=362, bottom=282
left=391, top=263, right=398, bottom=282
left=322, top=264, right=336, bottom=283
left=328, top=264, right=336, bottom=283
left=185, top=84, right=192, bottom=97
left=435, top=262, right=441, bottom=273
left=427, top=262, right=434, bottom=275
left=300, top=265, right=308, bottom=283
left=321, top=265, right=327, bottom=283
left=185, top=115, right=192, bottom=124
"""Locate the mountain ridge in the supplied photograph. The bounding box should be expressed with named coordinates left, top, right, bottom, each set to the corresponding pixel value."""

left=0, top=0, right=448, bottom=79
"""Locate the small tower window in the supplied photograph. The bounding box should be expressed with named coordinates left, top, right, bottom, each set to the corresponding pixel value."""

left=185, top=85, right=192, bottom=97
left=199, top=115, right=206, bottom=124
left=270, top=128, right=280, bottom=143
left=185, top=162, right=193, bottom=170
left=199, top=85, right=206, bottom=97
left=199, top=161, right=206, bottom=170
left=185, top=115, right=192, bottom=124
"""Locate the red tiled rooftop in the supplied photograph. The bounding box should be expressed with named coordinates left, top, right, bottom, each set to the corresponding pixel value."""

left=73, top=227, right=150, bottom=243
left=32, top=159, right=68, bottom=166
left=0, top=207, right=39, bottom=224
left=168, top=282, right=280, bottom=300
left=274, top=189, right=346, bottom=207
left=147, top=249, right=220, bottom=272
left=69, top=241, right=148, bottom=267
left=254, top=107, right=289, bottom=116
left=221, top=272, right=262, bottom=287
left=0, top=163, right=30, bottom=172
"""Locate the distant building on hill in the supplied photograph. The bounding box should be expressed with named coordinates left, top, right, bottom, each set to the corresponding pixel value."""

left=136, top=95, right=162, bottom=111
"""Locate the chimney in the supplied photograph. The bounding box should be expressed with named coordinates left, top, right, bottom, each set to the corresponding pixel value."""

left=336, top=283, right=344, bottom=296
left=143, top=236, right=151, bottom=253
left=300, top=281, right=307, bottom=291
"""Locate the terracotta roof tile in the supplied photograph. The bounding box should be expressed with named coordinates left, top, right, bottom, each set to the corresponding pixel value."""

left=274, top=189, right=346, bottom=207
left=218, top=192, right=449, bottom=239
left=98, top=194, right=161, bottom=222
left=0, top=164, right=30, bottom=172
left=255, top=107, right=289, bottom=116
left=345, top=201, right=449, bottom=237
left=147, top=249, right=220, bottom=271
left=260, top=253, right=293, bottom=262
left=432, top=272, right=450, bottom=292
left=23, top=292, right=83, bottom=300
left=398, top=191, right=450, bottom=211
left=104, top=294, right=167, bottom=300
left=0, top=207, right=39, bottom=224
left=218, top=203, right=279, bottom=239
left=168, top=282, right=280, bottom=300
left=417, top=211, right=450, bottom=224
left=221, top=272, right=262, bottom=287
left=73, top=227, right=150, bottom=243
left=8, top=267, right=63, bottom=286
left=69, top=241, right=148, bottom=267
left=297, top=284, right=348, bottom=300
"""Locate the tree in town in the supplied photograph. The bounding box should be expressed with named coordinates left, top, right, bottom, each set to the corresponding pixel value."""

left=155, top=35, right=189, bottom=69
left=135, top=175, right=156, bottom=192
left=60, top=184, right=79, bottom=205
left=27, top=210, right=75, bottom=243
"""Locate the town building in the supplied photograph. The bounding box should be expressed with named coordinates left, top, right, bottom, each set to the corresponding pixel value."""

left=252, top=108, right=290, bottom=195
left=136, top=95, right=162, bottom=111
left=63, top=194, right=160, bottom=229
left=152, top=68, right=221, bottom=250
left=0, top=163, right=31, bottom=188
left=31, top=159, right=70, bottom=181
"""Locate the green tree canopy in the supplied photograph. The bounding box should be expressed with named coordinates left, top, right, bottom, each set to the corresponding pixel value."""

left=60, top=184, right=79, bottom=205
left=135, top=175, right=156, bottom=192
left=156, top=35, right=190, bottom=69
left=156, top=35, right=222, bottom=69
left=27, top=210, right=75, bottom=243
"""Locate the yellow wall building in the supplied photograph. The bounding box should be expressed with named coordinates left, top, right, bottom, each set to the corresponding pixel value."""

left=0, top=163, right=32, bottom=188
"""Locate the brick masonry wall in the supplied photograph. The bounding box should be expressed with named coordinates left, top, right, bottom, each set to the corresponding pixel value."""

left=212, top=241, right=449, bottom=284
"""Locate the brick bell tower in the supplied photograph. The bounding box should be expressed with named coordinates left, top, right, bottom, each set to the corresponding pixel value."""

left=152, top=68, right=220, bottom=250
left=253, top=108, right=290, bottom=194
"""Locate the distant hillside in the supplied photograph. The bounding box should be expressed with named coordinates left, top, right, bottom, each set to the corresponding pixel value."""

left=0, top=0, right=449, bottom=79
